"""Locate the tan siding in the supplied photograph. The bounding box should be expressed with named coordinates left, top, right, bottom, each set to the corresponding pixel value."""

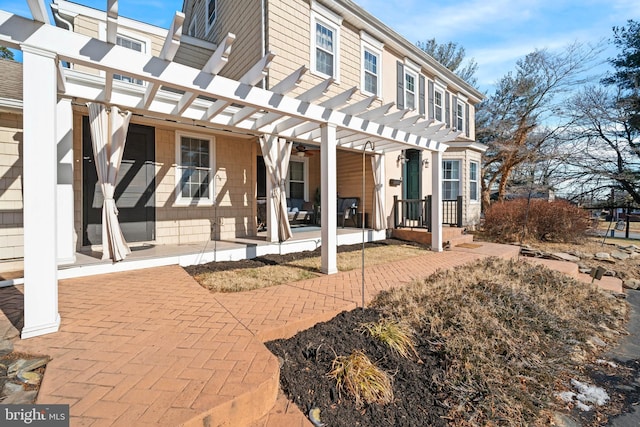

left=336, top=151, right=374, bottom=226
left=196, top=0, right=263, bottom=82
left=173, top=43, right=216, bottom=69
left=0, top=112, right=23, bottom=260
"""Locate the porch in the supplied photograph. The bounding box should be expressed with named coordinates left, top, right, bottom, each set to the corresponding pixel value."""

left=0, top=227, right=385, bottom=287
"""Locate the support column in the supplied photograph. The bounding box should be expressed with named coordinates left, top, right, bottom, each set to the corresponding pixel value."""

left=321, top=124, right=337, bottom=274
left=57, top=98, right=75, bottom=264
left=431, top=150, right=443, bottom=252
left=21, top=45, right=60, bottom=339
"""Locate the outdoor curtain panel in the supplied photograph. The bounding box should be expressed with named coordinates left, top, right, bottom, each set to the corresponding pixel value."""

left=87, top=102, right=132, bottom=262
left=259, top=135, right=293, bottom=242
left=371, top=154, right=386, bottom=230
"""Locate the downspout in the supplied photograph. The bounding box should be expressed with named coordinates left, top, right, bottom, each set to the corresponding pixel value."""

left=51, top=4, right=73, bottom=68
left=261, top=0, right=267, bottom=89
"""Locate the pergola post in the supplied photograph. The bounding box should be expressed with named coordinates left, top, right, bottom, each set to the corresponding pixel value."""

left=431, top=150, right=443, bottom=252
left=21, top=45, right=61, bottom=339
left=321, top=124, right=338, bottom=274
left=265, top=175, right=278, bottom=243
left=57, top=98, right=75, bottom=264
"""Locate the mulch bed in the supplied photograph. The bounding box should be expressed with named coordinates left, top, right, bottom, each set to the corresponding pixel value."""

left=266, top=309, right=448, bottom=427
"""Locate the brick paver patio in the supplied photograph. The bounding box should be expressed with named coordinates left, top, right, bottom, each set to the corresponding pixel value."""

left=1, top=243, right=520, bottom=426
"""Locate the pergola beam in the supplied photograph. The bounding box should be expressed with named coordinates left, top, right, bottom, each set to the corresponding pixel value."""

left=106, top=0, right=118, bottom=44
left=26, top=0, right=49, bottom=24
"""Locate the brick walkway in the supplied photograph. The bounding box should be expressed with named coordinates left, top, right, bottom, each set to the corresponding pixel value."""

left=0, top=243, right=518, bottom=426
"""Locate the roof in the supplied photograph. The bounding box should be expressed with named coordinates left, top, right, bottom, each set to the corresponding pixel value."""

left=0, top=58, right=22, bottom=102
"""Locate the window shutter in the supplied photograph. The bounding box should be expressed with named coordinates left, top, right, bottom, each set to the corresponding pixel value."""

left=445, top=91, right=450, bottom=127
left=427, top=80, right=434, bottom=120
left=465, top=103, right=470, bottom=137
left=418, top=75, right=425, bottom=116
left=396, top=62, right=404, bottom=110
left=452, top=96, right=458, bottom=129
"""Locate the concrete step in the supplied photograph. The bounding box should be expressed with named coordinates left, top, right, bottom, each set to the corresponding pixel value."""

left=523, top=257, right=623, bottom=293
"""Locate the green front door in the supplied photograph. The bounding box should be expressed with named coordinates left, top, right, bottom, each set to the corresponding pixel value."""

left=404, top=149, right=421, bottom=219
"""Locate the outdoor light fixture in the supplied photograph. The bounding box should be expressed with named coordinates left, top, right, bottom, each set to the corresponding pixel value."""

left=397, top=153, right=409, bottom=164
left=422, top=158, right=429, bottom=168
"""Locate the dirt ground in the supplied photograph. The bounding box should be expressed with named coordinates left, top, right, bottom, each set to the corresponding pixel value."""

left=266, top=309, right=449, bottom=427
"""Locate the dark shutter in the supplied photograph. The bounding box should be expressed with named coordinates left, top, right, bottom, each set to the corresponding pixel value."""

left=465, top=103, right=470, bottom=137
left=427, top=80, right=434, bottom=120
left=418, top=75, right=425, bottom=116
left=452, top=96, right=458, bottom=130
left=444, top=91, right=450, bottom=127
left=397, top=62, right=404, bottom=110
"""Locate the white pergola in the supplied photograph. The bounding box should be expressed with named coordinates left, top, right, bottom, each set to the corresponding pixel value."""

left=1, top=1, right=458, bottom=338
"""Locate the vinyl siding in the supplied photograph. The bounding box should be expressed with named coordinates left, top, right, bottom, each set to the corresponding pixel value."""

left=0, top=112, right=23, bottom=260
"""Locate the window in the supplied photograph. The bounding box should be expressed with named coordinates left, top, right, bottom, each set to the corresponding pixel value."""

left=363, top=49, right=379, bottom=95
left=470, top=161, right=479, bottom=202
left=287, top=159, right=307, bottom=200
left=176, top=132, right=215, bottom=205
left=360, top=32, right=382, bottom=96
left=442, top=160, right=460, bottom=200
left=434, top=89, right=443, bottom=121
left=114, top=35, right=144, bottom=85
left=207, top=0, right=217, bottom=30
left=405, top=70, right=416, bottom=110
left=315, top=21, right=336, bottom=77
left=456, top=101, right=464, bottom=131
left=310, top=3, right=342, bottom=80
left=188, top=15, right=197, bottom=37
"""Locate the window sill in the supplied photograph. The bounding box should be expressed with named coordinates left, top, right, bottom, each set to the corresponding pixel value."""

left=173, top=199, right=216, bottom=208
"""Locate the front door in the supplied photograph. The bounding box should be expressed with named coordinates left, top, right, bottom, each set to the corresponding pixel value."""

left=404, top=149, right=421, bottom=219
left=82, top=117, right=156, bottom=246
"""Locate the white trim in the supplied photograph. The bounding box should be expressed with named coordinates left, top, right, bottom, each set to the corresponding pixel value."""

left=0, top=97, right=23, bottom=112
left=174, top=130, right=216, bottom=207
left=188, top=14, right=197, bottom=37
left=403, top=57, right=420, bottom=74
left=310, top=10, right=341, bottom=81
left=442, top=159, right=460, bottom=200
left=434, top=86, right=443, bottom=122
left=205, top=0, right=217, bottom=34
left=360, top=32, right=382, bottom=96
left=310, top=0, right=343, bottom=26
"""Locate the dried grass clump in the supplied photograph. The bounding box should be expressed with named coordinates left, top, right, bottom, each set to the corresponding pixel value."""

left=372, top=257, right=628, bottom=426
left=362, top=318, right=419, bottom=360
left=328, top=350, right=394, bottom=406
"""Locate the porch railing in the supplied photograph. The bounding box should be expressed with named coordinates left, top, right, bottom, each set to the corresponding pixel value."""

left=393, top=195, right=463, bottom=230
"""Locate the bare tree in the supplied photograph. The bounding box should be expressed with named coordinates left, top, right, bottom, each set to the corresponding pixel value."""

left=0, top=46, right=14, bottom=60
left=476, top=43, right=601, bottom=207
left=564, top=85, right=640, bottom=204
left=416, top=38, right=479, bottom=87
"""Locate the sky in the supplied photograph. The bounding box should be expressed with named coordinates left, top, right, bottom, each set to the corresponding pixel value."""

left=1, top=0, right=640, bottom=93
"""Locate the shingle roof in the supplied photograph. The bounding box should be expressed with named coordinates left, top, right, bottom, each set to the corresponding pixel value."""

left=0, top=58, right=22, bottom=101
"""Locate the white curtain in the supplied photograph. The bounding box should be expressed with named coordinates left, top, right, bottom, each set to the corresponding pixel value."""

left=371, top=154, right=386, bottom=230
left=259, top=135, right=293, bottom=242
left=87, top=103, right=132, bottom=261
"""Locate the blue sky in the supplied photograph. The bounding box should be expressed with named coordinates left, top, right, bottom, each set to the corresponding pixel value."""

left=2, top=0, right=640, bottom=92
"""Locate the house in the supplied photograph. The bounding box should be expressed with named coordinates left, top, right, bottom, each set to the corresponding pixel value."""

left=0, top=0, right=483, bottom=338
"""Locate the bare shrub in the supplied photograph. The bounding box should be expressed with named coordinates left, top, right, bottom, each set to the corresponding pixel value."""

left=483, top=199, right=590, bottom=243
left=372, top=258, right=628, bottom=426
left=328, top=350, right=394, bottom=406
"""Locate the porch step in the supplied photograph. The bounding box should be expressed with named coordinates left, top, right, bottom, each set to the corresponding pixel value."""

left=391, top=227, right=472, bottom=249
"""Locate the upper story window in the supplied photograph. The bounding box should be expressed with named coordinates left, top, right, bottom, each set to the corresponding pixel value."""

left=442, top=160, right=460, bottom=200
left=188, top=15, right=197, bottom=37
left=469, top=161, right=479, bottom=202
left=456, top=101, right=465, bottom=132
left=360, top=32, right=382, bottom=96
left=434, top=89, right=443, bottom=122
left=310, top=1, right=342, bottom=80
left=114, top=35, right=145, bottom=85
left=175, top=132, right=215, bottom=206
left=404, top=70, right=416, bottom=110
left=207, top=0, right=217, bottom=30
left=363, top=50, right=379, bottom=95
